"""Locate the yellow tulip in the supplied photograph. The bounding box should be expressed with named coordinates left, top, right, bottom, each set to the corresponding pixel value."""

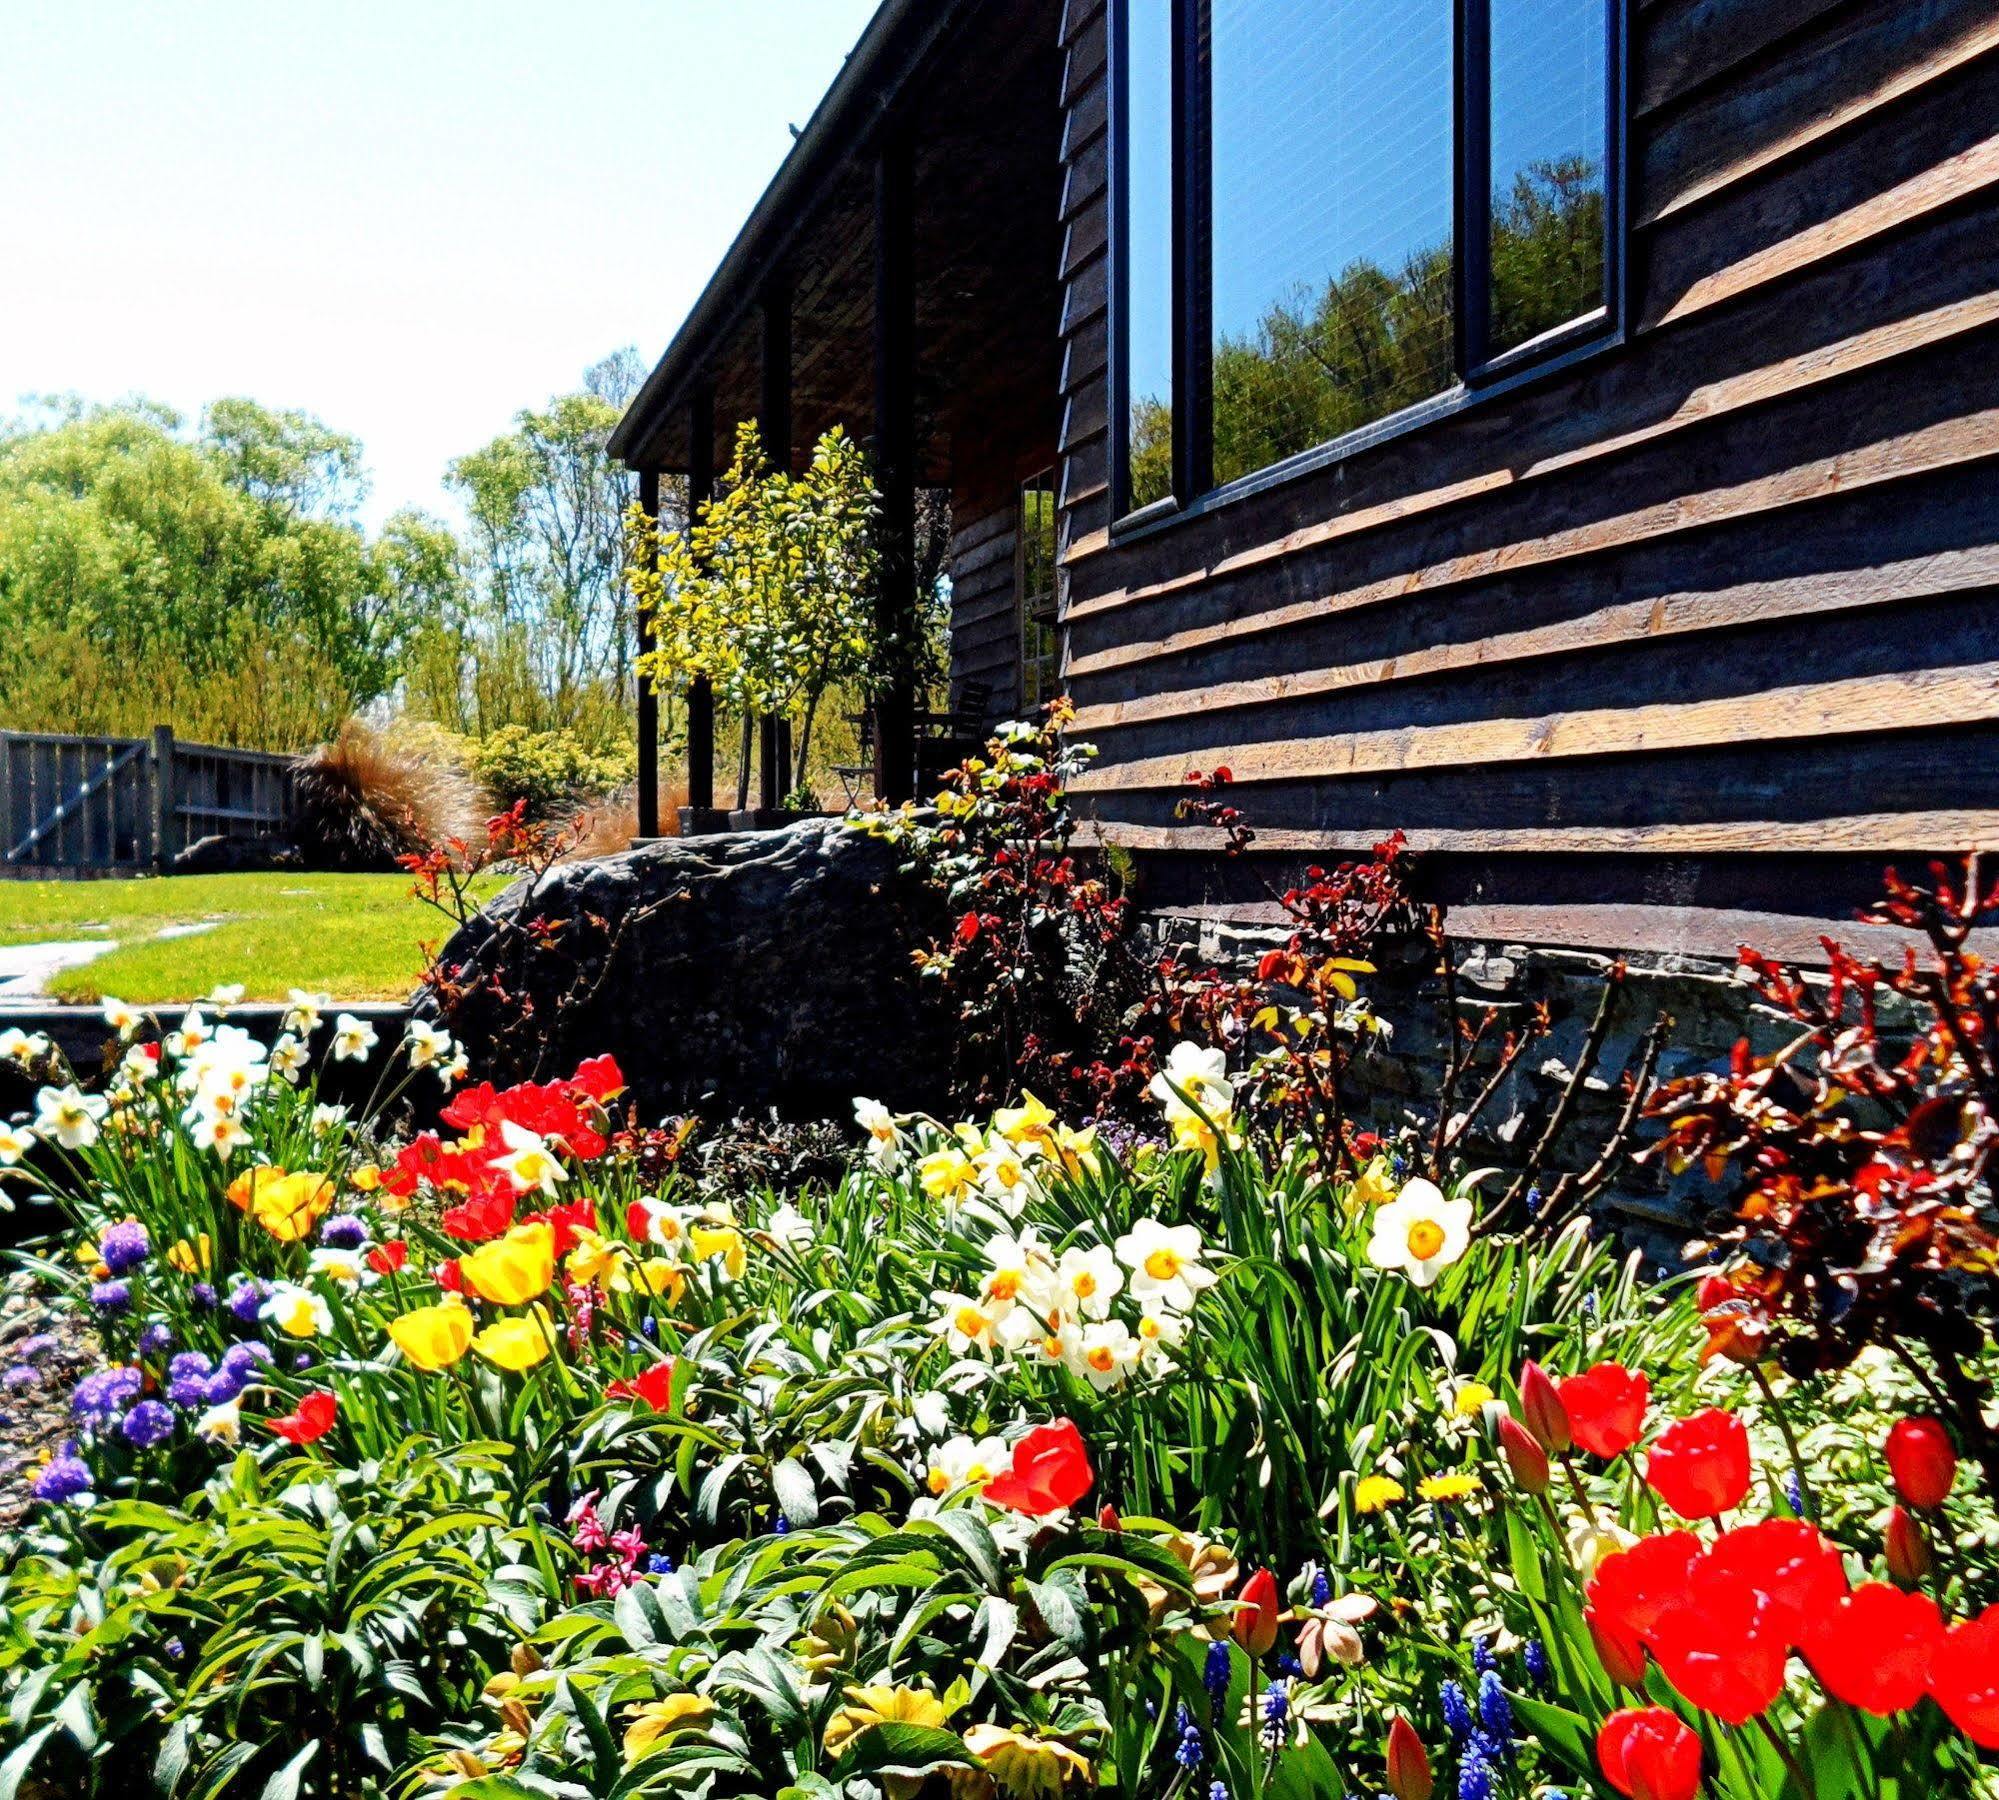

left=387, top=1301, right=474, bottom=1371
left=471, top=1307, right=555, bottom=1372
left=251, top=1173, right=338, bottom=1243
left=460, top=1224, right=556, bottom=1306
left=167, top=1232, right=214, bottom=1274
left=226, top=1165, right=287, bottom=1212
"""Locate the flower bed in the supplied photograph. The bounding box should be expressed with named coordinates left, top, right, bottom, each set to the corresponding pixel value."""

left=0, top=986, right=1995, bottom=1800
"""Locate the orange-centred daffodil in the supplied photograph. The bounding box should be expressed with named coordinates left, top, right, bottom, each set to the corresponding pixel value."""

left=459, top=1223, right=556, bottom=1306
left=387, top=1300, right=474, bottom=1371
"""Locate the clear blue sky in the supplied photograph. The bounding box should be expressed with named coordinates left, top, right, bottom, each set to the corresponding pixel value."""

left=1, top=0, right=880, bottom=531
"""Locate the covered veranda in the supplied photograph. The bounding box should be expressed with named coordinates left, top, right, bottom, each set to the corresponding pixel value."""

left=609, top=0, right=1067, bottom=835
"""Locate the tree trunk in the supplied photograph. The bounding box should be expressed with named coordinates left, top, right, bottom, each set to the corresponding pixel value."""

left=735, top=714, right=752, bottom=810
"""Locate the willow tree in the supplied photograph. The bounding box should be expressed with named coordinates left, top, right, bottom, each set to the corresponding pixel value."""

left=628, top=422, right=878, bottom=808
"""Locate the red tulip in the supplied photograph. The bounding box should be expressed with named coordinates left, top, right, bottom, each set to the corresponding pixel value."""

left=1384, top=1715, right=1433, bottom=1800
left=268, top=1389, right=337, bottom=1446
left=570, top=1053, right=626, bottom=1101
left=366, top=1239, right=408, bottom=1275
left=1587, top=1606, right=1649, bottom=1686
left=1884, top=1416, right=1958, bottom=1512
left=1597, top=1707, right=1702, bottom=1800
left=1518, top=1360, right=1571, bottom=1455
left=1497, top=1415, right=1550, bottom=1495
left=1588, top=1532, right=1702, bottom=1643
left=1703, top=1519, right=1847, bottom=1646
left=1097, top=1503, right=1122, bottom=1531
left=1931, top=1605, right=1999, bottom=1747
left=1233, top=1567, right=1281, bottom=1657
left=1646, top=1409, right=1752, bottom=1519
left=606, top=1359, right=675, bottom=1411
left=1884, top=1504, right=1932, bottom=1586
left=1802, top=1583, right=1943, bottom=1715
left=982, top=1419, right=1093, bottom=1516
left=1648, top=1582, right=1786, bottom=1724
left=1558, top=1362, right=1650, bottom=1460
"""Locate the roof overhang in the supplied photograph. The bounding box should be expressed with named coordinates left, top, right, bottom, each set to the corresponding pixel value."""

left=610, top=0, right=981, bottom=471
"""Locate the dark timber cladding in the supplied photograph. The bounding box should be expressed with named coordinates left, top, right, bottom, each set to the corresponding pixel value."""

left=1058, top=0, right=1999, bottom=951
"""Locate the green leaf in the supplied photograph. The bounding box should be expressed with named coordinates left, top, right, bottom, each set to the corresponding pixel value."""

left=933, top=1508, right=1005, bottom=1592
left=771, top=1457, right=820, bottom=1527
left=0, top=1724, right=56, bottom=1800
left=830, top=1722, right=977, bottom=1782
left=258, top=1739, right=320, bottom=1800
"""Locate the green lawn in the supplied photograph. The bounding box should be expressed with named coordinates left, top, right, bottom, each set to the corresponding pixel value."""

left=0, top=872, right=507, bottom=1004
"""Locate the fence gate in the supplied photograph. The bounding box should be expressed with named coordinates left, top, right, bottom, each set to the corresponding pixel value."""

left=0, top=728, right=296, bottom=878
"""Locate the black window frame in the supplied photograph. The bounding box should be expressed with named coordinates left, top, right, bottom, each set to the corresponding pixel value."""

left=1109, top=0, right=1630, bottom=535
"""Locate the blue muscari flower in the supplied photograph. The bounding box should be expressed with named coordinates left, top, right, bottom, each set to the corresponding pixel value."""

left=648, top=1553, right=675, bottom=1575
left=773, top=1514, right=791, bottom=1535
left=1472, top=1727, right=1511, bottom=1769
left=1457, top=1748, right=1495, bottom=1800
left=1439, top=1678, right=1473, bottom=1745
left=1525, top=1184, right=1545, bottom=1216
left=121, top=1400, right=175, bottom=1448
left=1581, top=1290, right=1599, bottom=1318
left=1476, top=1670, right=1513, bottom=1743
left=1524, top=1638, right=1551, bottom=1693
left=30, top=1451, right=92, bottom=1503
left=640, top=1315, right=658, bottom=1340
left=1259, top=1681, right=1289, bottom=1745
left=1209, top=1784, right=1229, bottom=1800
left=99, top=1221, right=150, bottom=1273
left=1203, top=1639, right=1232, bottom=1703
left=319, top=1214, right=368, bottom=1249
left=1276, top=1652, right=1304, bottom=1677
left=164, top=1636, right=185, bottom=1660
left=89, top=1280, right=131, bottom=1312
left=1173, top=1703, right=1193, bottom=1737
left=292, top=1351, right=315, bottom=1372
left=1472, top=1633, right=1496, bottom=1675
left=1785, top=1470, right=1809, bottom=1518
left=1310, top=1567, right=1332, bottom=1607
left=1176, top=1723, right=1205, bottom=1770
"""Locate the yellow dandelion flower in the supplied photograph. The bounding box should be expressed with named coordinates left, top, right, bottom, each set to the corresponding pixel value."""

left=1417, top=1473, right=1482, bottom=1504
left=1451, top=1382, right=1495, bottom=1418
left=1353, top=1475, right=1406, bottom=1514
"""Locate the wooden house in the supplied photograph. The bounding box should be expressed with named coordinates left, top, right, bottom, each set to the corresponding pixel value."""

left=611, top=0, right=1999, bottom=963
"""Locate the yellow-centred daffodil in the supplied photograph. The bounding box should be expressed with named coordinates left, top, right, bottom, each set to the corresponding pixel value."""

left=1365, top=1179, right=1473, bottom=1288
left=460, top=1223, right=556, bottom=1306
left=689, top=1223, right=745, bottom=1279
left=387, top=1301, right=474, bottom=1371
left=471, top=1306, right=556, bottom=1372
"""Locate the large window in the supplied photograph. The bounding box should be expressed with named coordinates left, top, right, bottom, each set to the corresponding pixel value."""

left=1113, top=0, right=1622, bottom=522
left=1018, top=471, right=1061, bottom=709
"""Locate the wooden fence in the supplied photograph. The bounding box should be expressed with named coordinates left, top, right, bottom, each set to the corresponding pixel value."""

left=0, top=728, right=296, bottom=878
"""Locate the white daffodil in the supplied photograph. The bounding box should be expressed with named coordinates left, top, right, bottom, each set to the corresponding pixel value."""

left=1135, top=1307, right=1190, bottom=1359
left=1068, top=1319, right=1139, bottom=1390
left=1115, top=1218, right=1217, bottom=1313
left=267, top=1034, right=310, bottom=1085
left=853, top=1096, right=903, bottom=1170
left=308, top=1246, right=374, bottom=1287
left=260, top=1282, right=332, bottom=1339
left=1364, top=1179, right=1473, bottom=1289
left=165, top=1007, right=210, bottom=1060
left=100, top=997, right=141, bottom=1038
left=196, top=1401, right=242, bottom=1445
left=207, top=982, right=245, bottom=1009
left=1148, top=1040, right=1235, bottom=1120
left=189, top=1111, right=252, bottom=1161
left=439, top=1048, right=470, bottom=1086
left=924, top=1433, right=1013, bottom=1497
left=1051, top=1244, right=1124, bottom=1320
left=330, top=1013, right=378, bottom=1062
left=0, top=1029, right=29, bottom=1064
left=763, top=1202, right=812, bottom=1249
left=929, top=1290, right=998, bottom=1356
left=34, top=1085, right=108, bottom=1151
left=405, top=1020, right=454, bottom=1071
left=493, top=1120, right=566, bottom=1197
left=284, top=990, right=331, bottom=1035
left=978, top=1230, right=1049, bottom=1318
left=118, top=1045, right=158, bottom=1085
left=629, top=1195, right=690, bottom=1254
left=0, top=1122, right=34, bottom=1166
left=310, top=1102, right=350, bottom=1132
left=974, top=1139, right=1039, bottom=1217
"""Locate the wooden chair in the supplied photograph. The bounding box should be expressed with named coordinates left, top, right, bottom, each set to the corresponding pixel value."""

left=832, top=712, right=877, bottom=808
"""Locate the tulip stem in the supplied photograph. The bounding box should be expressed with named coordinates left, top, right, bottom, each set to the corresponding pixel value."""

left=1754, top=1714, right=1817, bottom=1800
left=1749, top=1362, right=1816, bottom=1521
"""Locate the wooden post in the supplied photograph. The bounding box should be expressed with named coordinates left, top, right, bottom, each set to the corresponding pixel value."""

left=0, top=732, right=12, bottom=867
left=873, top=121, right=919, bottom=804
left=151, top=725, right=176, bottom=872
left=686, top=385, right=717, bottom=818
left=760, top=279, right=793, bottom=809
left=636, top=467, right=662, bottom=838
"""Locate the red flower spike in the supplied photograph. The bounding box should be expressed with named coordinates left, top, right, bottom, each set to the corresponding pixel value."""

left=1645, top=1409, right=1752, bottom=1519
left=1558, top=1362, right=1651, bottom=1460
left=1803, top=1583, right=1943, bottom=1715
left=1586, top=1607, right=1649, bottom=1687
left=1597, top=1707, right=1702, bottom=1800
left=1703, top=1519, right=1847, bottom=1647
left=1518, top=1360, right=1572, bottom=1455
left=1587, top=1533, right=1703, bottom=1643
left=268, top=1390, right=337, bottom=1446
left=982, top=1419, right=1093, bottom=1517
left=1884, top=1505, right=1932, bottom=1586
left=1884, top=1416, right=1958, bottom=1512
left=1497, top=1415, right=1550, bottom=1496
left=1233, top=1568, right=1281, bottom=1658
left=1384, top=1716, right=1433, bottom=1800
left=1931, top=1605, right=1999, bottom=1747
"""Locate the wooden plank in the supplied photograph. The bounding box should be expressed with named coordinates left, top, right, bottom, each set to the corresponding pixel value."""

left=1638, top=0, right=1852, bottom=116
left=1078, top=810, right=1999, bottom=857
left=1638, top=0, right=1999, bottom=226
left=1068, top=544, right=1999, bottom=733
left=1064, top=398, right=1999, bottom=678
left=1070, top=663, right=1999, bottom=793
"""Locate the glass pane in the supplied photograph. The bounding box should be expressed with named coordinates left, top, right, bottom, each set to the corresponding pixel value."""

left=1019, top=475, right=1059, bottom=708
left=1488, top=0, right=1607, bottom=356
left=1122, top=0, right=1175, bottom=511
left=1210, top=0, right=1454, bottom=489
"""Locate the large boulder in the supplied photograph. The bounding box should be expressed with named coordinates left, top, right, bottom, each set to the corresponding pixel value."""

left=414, top=817, right=954, bottom=1120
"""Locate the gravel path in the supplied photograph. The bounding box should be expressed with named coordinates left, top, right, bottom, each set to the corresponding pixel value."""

left=0, top=1273, right=95, bottom=1530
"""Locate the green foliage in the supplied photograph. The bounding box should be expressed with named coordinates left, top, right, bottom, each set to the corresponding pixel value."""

left=469, top=726, right=636, bottom=822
